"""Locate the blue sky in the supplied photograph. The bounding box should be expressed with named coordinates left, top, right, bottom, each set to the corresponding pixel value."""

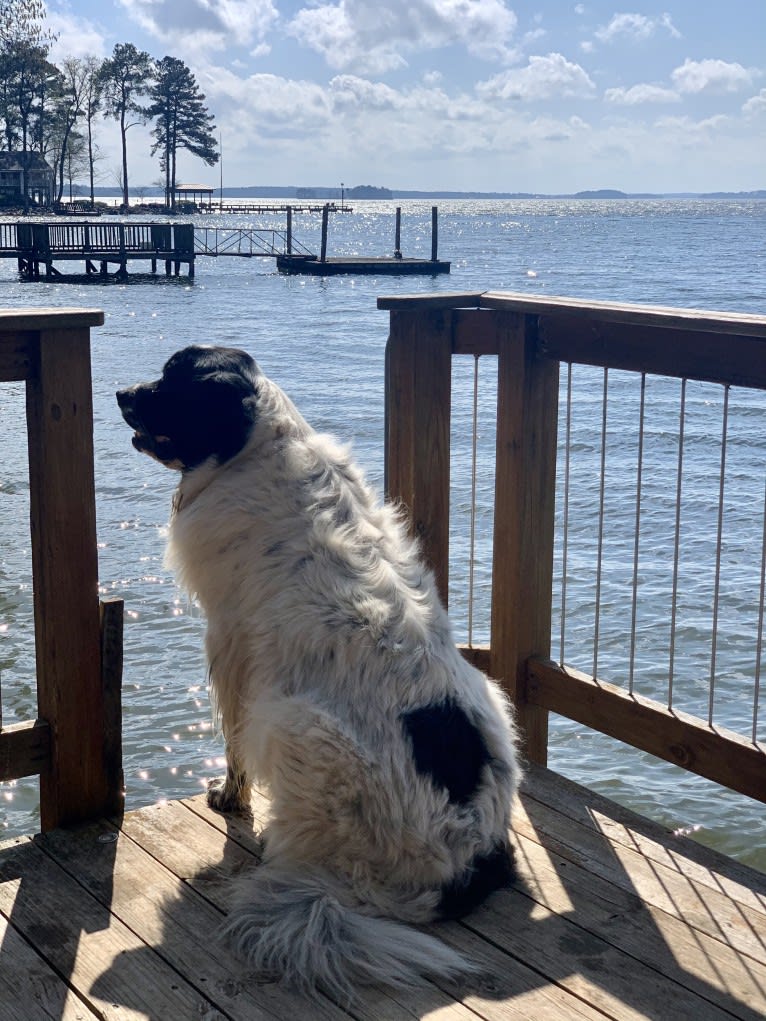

left=46, top=1, right=765, bottom=193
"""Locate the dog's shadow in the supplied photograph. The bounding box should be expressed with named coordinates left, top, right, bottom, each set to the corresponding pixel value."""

left=87, top=799, right=525, bottom=1019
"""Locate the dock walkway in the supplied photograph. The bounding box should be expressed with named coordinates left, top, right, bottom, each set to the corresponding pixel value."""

left=2, top=763, right=764, bottom=1021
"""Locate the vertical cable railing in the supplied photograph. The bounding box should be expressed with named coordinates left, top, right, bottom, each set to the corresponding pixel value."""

left=667, top=378, right=687, bottom=711
left=628, top=373, right=647, bottom=696
left=559, top=363, right=573, bottom=668
left=467, top=354, right=480, bottom=648
left=755, top=477, right=766, bottom=745
left=708, top=385, right=730, bottom=726
left=592, top=368, right=609, bottom=682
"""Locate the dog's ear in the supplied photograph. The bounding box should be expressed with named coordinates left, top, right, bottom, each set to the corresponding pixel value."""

left=183, top=371, right=258, bottom=467
left=162, top=370, right=258, bottom=469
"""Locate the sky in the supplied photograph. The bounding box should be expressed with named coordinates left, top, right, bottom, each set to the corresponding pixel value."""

left=44, top=0, right=765, bottom=194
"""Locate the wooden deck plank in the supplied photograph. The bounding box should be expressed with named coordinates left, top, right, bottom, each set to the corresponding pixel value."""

left=524, top=765, right=766, bottom=911
left=512, top=828, right=766, bottom=1018
left=517, top=775, right=766, bottom=964
left=0, top=913, right=99, bottom=1021
left=0, top=835, right=225, bottom=1020
left=36, top=818, right=332, bottom=1021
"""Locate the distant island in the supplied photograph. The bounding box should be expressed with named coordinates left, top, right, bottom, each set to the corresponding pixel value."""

left=86, top=184, right=765, bottom=201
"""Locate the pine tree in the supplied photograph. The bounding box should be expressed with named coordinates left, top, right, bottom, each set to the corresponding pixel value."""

left=98, top=43, right=153, bottom=209
left=148, top=56, right=218, bottom=211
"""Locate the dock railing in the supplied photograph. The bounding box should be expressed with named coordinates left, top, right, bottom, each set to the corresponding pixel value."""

left=0, top=308, right=124, bottom=831
left=380, top=291, right=766, bottom=803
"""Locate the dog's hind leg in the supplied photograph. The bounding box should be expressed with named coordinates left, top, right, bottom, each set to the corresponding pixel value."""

left=208, top=746, right=251, bottom=813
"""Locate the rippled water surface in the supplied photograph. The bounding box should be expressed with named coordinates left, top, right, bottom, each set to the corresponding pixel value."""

left=1, top=199, right=764, bottom=868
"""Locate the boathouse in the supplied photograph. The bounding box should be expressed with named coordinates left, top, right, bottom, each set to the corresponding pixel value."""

left=171, top=182, right=215, bottom=211
left=0, top=151, right=53, bottom=208
left=0, top=297, right=764, bottom=1019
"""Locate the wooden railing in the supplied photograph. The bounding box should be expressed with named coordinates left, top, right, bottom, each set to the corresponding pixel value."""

left=380, top=291, right=766, bottom=803
left=0, top=308, right=124, bottom=830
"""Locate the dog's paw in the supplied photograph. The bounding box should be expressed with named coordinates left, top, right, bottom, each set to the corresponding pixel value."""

left=207, top=777, right=250, bottom=814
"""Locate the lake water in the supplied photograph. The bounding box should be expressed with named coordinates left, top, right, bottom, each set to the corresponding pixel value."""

left=1, top=198, right=764, bottom=869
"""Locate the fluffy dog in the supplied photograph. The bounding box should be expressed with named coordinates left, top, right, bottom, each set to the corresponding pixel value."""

left=117, top=345, right=520, bottom=999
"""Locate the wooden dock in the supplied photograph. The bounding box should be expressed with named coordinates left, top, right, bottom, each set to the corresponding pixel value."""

left=127, top=202, right=353, bottom=216
left=0, top=221, right=196, bottom=279
left=2, top=762, right=764, bottom=1021
left=0, top=206, right=448, bottom=279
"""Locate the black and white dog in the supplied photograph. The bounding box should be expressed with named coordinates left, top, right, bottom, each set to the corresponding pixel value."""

left=117, top=345, right=520, bottom=999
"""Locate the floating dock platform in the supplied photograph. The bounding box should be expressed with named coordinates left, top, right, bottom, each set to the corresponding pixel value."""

left=276, top=254, right=450, bottom=275
left=276, top=204, right=449, bottom=275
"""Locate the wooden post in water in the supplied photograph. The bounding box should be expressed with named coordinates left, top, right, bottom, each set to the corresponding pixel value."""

left=286, top=206, right=293, bottom=255
left=431, top=206, right=438, bottom=262
left=395, top=207, right=401, bottom=254
left=320, top=204, right=329, bottom=262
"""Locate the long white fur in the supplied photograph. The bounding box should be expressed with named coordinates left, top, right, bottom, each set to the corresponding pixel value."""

left=165, top=367, right=520, bottom=1000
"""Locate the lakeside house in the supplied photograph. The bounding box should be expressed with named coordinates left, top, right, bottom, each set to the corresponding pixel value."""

left=0, top=151, right=54, bottom=208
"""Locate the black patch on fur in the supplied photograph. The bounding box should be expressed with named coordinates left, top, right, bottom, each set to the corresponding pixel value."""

left=117, top=345, right=259, bottom=471
left=400, top=698, right=490, bottom=805
left=438, top=842, right=516, bottom=920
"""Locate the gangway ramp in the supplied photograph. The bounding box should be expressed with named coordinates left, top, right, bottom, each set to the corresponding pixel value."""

left=194, top=226, right=314, bottom=259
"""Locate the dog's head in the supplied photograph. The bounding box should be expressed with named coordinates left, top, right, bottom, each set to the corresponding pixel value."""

left=116, top=345, right=260, bottom=471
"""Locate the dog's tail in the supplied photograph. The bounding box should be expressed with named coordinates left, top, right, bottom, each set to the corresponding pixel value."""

left=221, top=863, right=474, bottom=1001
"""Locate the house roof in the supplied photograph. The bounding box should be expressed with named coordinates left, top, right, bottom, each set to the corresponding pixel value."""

left=0, top=152, right=54, bottom=172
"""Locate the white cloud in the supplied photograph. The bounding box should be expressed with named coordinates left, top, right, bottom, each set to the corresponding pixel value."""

left=478, top=53, right=596, bottom=102
left=116, top=0, right=278, bottom=54
left=286, top=0, right=519, bottom=73
left=47, top=9, right=108, bottom=60
left=671, top=58, right=758, bottom=95
left=595, top=12, right=680, bottom=44
left=654, top=113, right=729, bottom=141
left=605, top=83, right=680, bottom=104
left=742, top=89, right=766, bottom=117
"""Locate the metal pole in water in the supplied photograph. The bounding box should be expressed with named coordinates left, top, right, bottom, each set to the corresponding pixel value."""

left=320, top=204, right=329, bottom=262
left=431, top=206, right=438, bottom=262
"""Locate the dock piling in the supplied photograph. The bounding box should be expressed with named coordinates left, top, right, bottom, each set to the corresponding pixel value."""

left=320, top=204, right=329, bottom=263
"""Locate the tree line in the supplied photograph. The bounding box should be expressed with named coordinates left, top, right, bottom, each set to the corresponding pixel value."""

left=0, top=0, right=219, bottom=212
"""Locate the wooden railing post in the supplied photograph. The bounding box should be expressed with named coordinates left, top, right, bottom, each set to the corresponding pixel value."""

left=385, top=307, right=452, bottom=605
left=489, top=311, right=559, bottom=764
left=25, top=323, right=111, bottom=829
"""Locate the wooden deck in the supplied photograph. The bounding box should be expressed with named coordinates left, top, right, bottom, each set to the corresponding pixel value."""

left=2, top=763, right=764, bottom=1021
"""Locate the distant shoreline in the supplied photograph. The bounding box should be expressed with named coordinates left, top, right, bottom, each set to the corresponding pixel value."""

left=82, top=186, right=766, bottom=202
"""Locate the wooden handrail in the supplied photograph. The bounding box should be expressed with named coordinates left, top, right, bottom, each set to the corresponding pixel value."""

left=381, top=291, right=766, bottom=800
left=0, top=308, right=124, bottom=829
